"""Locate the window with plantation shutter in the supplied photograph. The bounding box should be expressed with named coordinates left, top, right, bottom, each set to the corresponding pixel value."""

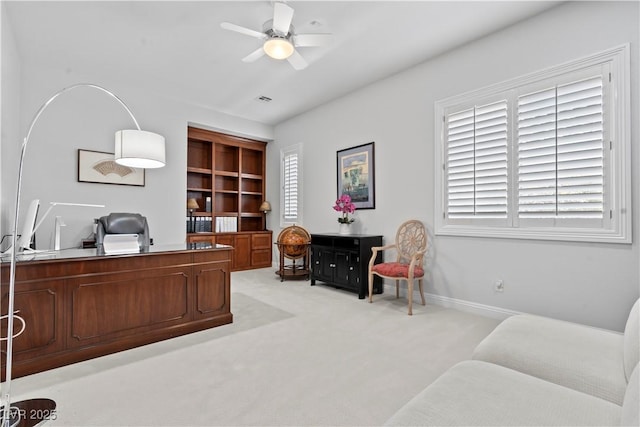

left=446, top=100, right=508, bottom=219
left=281, top=144, right=302, bottom=225
left=434, top=45, right=631, bottom=243
left=283, top=153, right=298, bottom=219
left=517, top=76, right=604, bottom=221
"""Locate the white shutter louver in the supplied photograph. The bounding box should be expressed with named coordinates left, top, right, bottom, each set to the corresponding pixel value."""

left=447, top=108, right=475, bottom=218
left=518, top=76, right=603, bottom=219
left=446, top=100, right=508, bottom=219
left=283, top=152, right=298, bottom=220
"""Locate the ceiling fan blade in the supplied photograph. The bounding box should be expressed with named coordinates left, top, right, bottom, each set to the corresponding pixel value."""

left=293, top=33, right=333, bottom=47
left=242, top=47, right=266, bottom=63
left=287, top=50, right=308, bottom=70
left=221, top=22, right=266, bottom=40
left=272, top=2, right=294, bottom=35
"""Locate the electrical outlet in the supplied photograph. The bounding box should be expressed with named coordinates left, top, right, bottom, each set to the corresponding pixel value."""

left=494, top=279, right=504, bottom=293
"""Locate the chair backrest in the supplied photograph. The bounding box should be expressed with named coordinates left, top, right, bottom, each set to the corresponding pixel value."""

left=96, top=213, right=150, bottom=248
left=395, top=220, right=427, bottom=263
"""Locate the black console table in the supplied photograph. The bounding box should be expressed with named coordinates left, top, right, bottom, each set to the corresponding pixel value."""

left=310, top=233, right=383, bottom=299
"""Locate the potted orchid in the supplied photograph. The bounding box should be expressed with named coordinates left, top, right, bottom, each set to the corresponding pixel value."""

left=333, top=194, right=356, bottom=227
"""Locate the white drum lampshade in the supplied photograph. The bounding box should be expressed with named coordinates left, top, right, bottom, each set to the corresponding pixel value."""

left=115, top=129, right=166, bottom=169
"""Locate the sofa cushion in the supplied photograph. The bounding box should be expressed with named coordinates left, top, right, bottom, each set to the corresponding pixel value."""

left=472, top=314, right=626, bottom=405
left=621, top=364, right=639, bottom=427
left=384, top=360, right=620, bottom=426
left=623, top=299, right=639, bottom=382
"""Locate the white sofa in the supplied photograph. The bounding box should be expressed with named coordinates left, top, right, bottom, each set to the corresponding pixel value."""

left=385, top=299, right=639, bottom=426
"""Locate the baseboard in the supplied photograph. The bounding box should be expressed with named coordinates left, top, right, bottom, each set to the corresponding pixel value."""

left=382, top=282, right=521, bottom=320
left=425, top=292, right=522, bottom=320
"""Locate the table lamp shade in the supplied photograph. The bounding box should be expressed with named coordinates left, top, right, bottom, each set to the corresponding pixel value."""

left=115, top=130, right=166, bottom=169
left=260, top=201, right=272, bottom=212
left=187, top=198, right=200, bottom=210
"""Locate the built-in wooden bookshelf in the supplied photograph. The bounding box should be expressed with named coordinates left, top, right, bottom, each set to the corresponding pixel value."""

left=186, top=126, right=271, bottom=271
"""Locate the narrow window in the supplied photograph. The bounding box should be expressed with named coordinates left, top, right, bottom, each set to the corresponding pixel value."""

left=280, top=144, right=302, bottom=225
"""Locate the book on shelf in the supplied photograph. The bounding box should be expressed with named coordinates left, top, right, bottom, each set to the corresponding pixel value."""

left=215, top=216, right=237, bottom=233
left=187, top=216, right=213, bottom=233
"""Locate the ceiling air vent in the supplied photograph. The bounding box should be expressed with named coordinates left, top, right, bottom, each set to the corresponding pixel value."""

left=256, top=95, right=272, bottom=103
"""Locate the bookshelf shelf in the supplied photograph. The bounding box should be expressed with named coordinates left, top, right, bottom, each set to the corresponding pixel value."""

left=187, top=167, right=212, bottom=174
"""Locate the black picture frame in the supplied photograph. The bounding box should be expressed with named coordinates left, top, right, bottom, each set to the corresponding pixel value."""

left=336, top=142, right=375, bottom=209
left=78, top=149, right=145, bottom=186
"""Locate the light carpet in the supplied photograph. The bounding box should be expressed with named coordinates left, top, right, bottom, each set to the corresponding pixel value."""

left=10, top=268, right=500, bottom=426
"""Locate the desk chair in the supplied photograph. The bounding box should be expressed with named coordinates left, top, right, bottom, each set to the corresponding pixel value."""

left=96, top=213, right=150, bottom=248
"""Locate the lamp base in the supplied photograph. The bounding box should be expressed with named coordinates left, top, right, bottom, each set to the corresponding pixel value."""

left=0, top=398, right=56, bottom=427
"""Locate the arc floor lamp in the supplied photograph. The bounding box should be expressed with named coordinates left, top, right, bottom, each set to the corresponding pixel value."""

left=1, top=83, right=165, bottom=427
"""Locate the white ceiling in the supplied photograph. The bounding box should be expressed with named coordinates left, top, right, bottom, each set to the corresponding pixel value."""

left=5, top=1, right=562, bottom=126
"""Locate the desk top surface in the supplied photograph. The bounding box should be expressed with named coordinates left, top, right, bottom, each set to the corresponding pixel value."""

left=1, top=242, right=231, bottom=264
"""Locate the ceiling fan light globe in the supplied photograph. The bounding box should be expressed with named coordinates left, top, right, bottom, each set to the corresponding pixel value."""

left=263, top=37, right=294, bottom=60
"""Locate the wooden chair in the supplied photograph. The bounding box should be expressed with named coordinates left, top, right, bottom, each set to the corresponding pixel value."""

left=368, top=220, right=427, bottom=315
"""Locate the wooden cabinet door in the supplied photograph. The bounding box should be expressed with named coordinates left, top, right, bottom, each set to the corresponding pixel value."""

left=333, top=250, right=352, bottom=287
left=317, top=247, right=336, bottom=283
left=311, top=245, right=321, bottom=280
left=347, top=252, right=360, bottom=290
left=251, top=233, right=272, bottom=267
left=233, top=234, right=251, bottom=270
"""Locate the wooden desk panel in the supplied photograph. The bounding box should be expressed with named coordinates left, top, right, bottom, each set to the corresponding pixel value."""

left=194, top=262, right=229, bottom=318
left=1, top=245, right=232, bottom=379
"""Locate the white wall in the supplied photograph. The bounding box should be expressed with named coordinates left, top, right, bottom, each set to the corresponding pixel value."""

left=270, top=1, right=640, bottom=331
left=0, top=2, right=22, bottom=244
left=1, top=63, right=274, bottom=251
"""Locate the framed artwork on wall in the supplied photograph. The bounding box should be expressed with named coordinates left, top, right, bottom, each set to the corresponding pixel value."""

left=336, top=141, right=375, bottom=209
left=78, top=149, right=145, bottom=186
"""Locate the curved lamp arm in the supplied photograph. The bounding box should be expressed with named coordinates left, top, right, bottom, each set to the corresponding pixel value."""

left=2, top=84, right=164, bottom=426
left=24, top=83, right=142, bottom=144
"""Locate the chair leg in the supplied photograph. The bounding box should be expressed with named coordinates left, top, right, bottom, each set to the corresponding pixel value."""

left=419, top=279, right=425, bottom=305
left=407, top=278, right=414, bottom=315
left=395, top=280, right=400, bottom=298
left=368, top=271, right=374, bottom=303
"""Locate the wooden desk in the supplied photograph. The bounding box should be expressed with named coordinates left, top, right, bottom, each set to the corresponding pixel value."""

left=1, top=243, right=232, bottom=379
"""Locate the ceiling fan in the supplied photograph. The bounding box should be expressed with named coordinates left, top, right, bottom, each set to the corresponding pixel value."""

left=220, top=2, right=332, bottom=70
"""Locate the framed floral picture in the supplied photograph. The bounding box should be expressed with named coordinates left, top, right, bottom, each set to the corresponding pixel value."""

left=77, top=149, right=145, bottom=186
left=336, top=142, right=375, bottom=209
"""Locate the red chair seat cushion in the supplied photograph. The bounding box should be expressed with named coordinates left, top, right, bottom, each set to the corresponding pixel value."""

left=372, top=262, right=424, bottom=278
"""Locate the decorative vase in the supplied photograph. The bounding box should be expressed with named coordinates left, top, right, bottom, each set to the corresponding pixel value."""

left=339, top=223, right=351, bottom=235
